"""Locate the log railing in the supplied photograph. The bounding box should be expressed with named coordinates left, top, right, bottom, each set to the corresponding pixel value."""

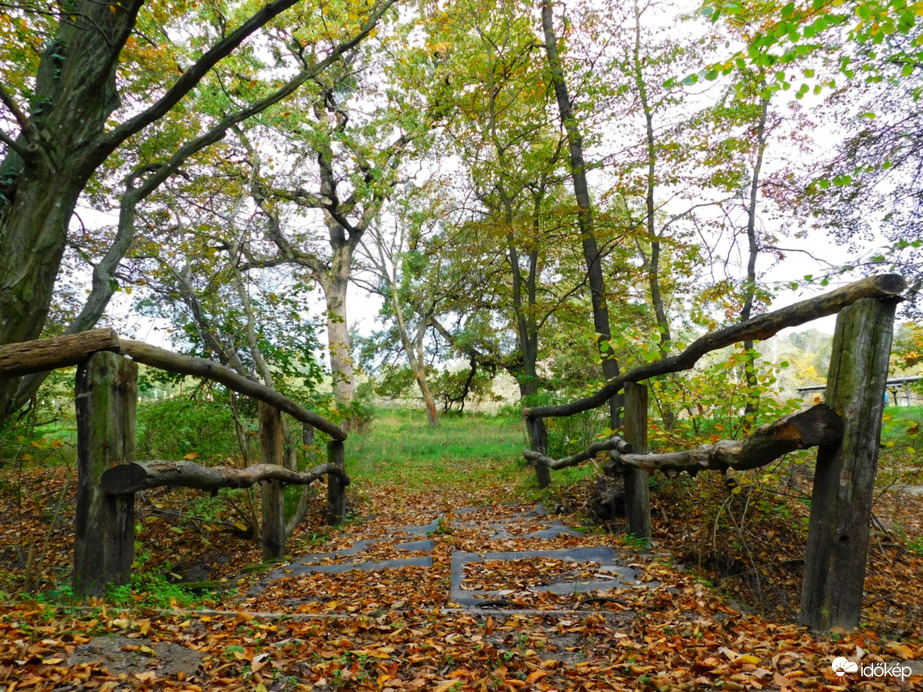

left=0, top=332, right=349, bottom=598
left=522, top=273, right=905, bottom=632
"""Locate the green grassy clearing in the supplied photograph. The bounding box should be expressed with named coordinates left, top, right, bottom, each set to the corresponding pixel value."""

left=3, top=399, right=919, bottom=492
left=347, top=407, right=534, bottom=491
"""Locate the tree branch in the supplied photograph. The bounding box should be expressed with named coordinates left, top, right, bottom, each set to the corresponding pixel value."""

left=95, top=0, right=396, bottom=157
left=0, top=81, right=30, bottom=132
left=524, top=274, right=906, bottom=419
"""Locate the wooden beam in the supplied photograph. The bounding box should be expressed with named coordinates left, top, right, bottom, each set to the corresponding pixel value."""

left=525, top=416, right=551, bottom=488
left=326, top=440, right=346, bottom=525
left=0, top=329, right=120, bottom=379
left=623, top=383, right=651, bottom=543
left=615, top=404, right=843, bottom=475
left=524, top=274, right=906, bottom=420
left=524, top=436, right=633, bottom=471
left=119, top=339, right=347, bottom=441
left=260, top=402, right=285, bottom=561
left=101, top=459, right=349, bottom=494
left=73, top=351, right=137, bottom=599
left=800, top=297, right=897, bottom=631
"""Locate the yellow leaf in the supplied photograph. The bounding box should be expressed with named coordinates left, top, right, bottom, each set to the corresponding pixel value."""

left=183, top=452, right=199, bottom=459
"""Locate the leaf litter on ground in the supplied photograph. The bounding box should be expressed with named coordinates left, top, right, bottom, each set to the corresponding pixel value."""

left=1, top=463, right=922, bottom=689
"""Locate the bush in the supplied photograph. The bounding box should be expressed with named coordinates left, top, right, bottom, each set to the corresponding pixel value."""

left=137, top=397, right=243, bottom=461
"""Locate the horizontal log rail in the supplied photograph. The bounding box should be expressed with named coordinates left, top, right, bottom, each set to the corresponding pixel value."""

left=102, top=459, right=349, bottom=495
left=524, top=274, right=906, bottom=420
left=119, top=340, right=347, bottom=441
left=0, top=328, right=120, bottom=378
left=0, top=329, right=346, bottom=441
left=524, top=436, right=633, bottom=471
left=525, top=404, right=843, bottom=476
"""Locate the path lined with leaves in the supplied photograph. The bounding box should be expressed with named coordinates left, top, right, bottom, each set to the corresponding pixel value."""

left=2, top=476, right=923, bottom=689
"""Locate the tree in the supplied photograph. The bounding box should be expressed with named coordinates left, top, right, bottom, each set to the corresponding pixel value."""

left=0, top=0, right=395, bottom=422
left=359, top=195, right=447, bottom=426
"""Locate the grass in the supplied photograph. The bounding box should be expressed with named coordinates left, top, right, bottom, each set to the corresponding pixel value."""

left=347, top=407, right=532, bottom=491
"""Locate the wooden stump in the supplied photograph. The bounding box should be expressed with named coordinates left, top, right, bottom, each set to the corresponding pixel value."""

left=526, top=416, right=551, bottom=488
left=799, top=296, right=898, bottom=631
left=623, top=383, right=651, bottom=544
left=259, top=402, right=285, bottom=561
left=73, top=351, right=137, bottom=599
left=327, top=440, right=346, bottom=524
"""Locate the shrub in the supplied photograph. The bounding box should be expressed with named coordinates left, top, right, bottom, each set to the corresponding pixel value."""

left=137, top=397, right=242, bottom=461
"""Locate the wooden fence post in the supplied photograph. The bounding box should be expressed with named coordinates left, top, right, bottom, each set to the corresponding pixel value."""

left=799, top=296, right=898, bottom=630
left=327, top=440, right=346, bottom=524
left=73, top=351, right=137, bottom=599
left=259, top=402, right=285, bottom=561
left=623, top=382, right=652, bottom=544
left=526, top=416, right=551, bottom=488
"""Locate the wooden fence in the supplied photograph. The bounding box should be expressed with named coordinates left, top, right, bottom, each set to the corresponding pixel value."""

left=0, top=331, right=348, bottom=598
left=523, top=273, right=906, bottom=631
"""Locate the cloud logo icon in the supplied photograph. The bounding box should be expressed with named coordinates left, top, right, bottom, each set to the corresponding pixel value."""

left=832, top=657, right=859, bottom=676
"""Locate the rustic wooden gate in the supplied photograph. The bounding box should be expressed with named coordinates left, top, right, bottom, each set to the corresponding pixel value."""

left=0, top=332, right=349, bottom=598
left=522, top=274, right=905, bottom=631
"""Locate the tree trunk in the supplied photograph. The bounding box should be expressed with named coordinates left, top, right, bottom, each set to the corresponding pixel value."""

left=739, top=95, right=771, bottom=427
left=799, top=297, right=897, bottom=631
left=324, top=259, right=357, bottom=411
left=73, top=351, right=138, bottom=599
left=540, top=0, right=622, bottom=429
left=631, top=6, right=675, bottom=431
left=0, top=2, right=141, bottom=401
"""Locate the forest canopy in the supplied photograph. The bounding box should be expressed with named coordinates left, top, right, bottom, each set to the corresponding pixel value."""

left=0, top=0, right=921, bottom=426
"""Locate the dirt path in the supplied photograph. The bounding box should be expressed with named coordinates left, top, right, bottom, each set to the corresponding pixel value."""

left=240, top=501, right=655, bottom=615
left=47, top=494, right=923, bottom=690
left=0, top=480, right=917, bottom=690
